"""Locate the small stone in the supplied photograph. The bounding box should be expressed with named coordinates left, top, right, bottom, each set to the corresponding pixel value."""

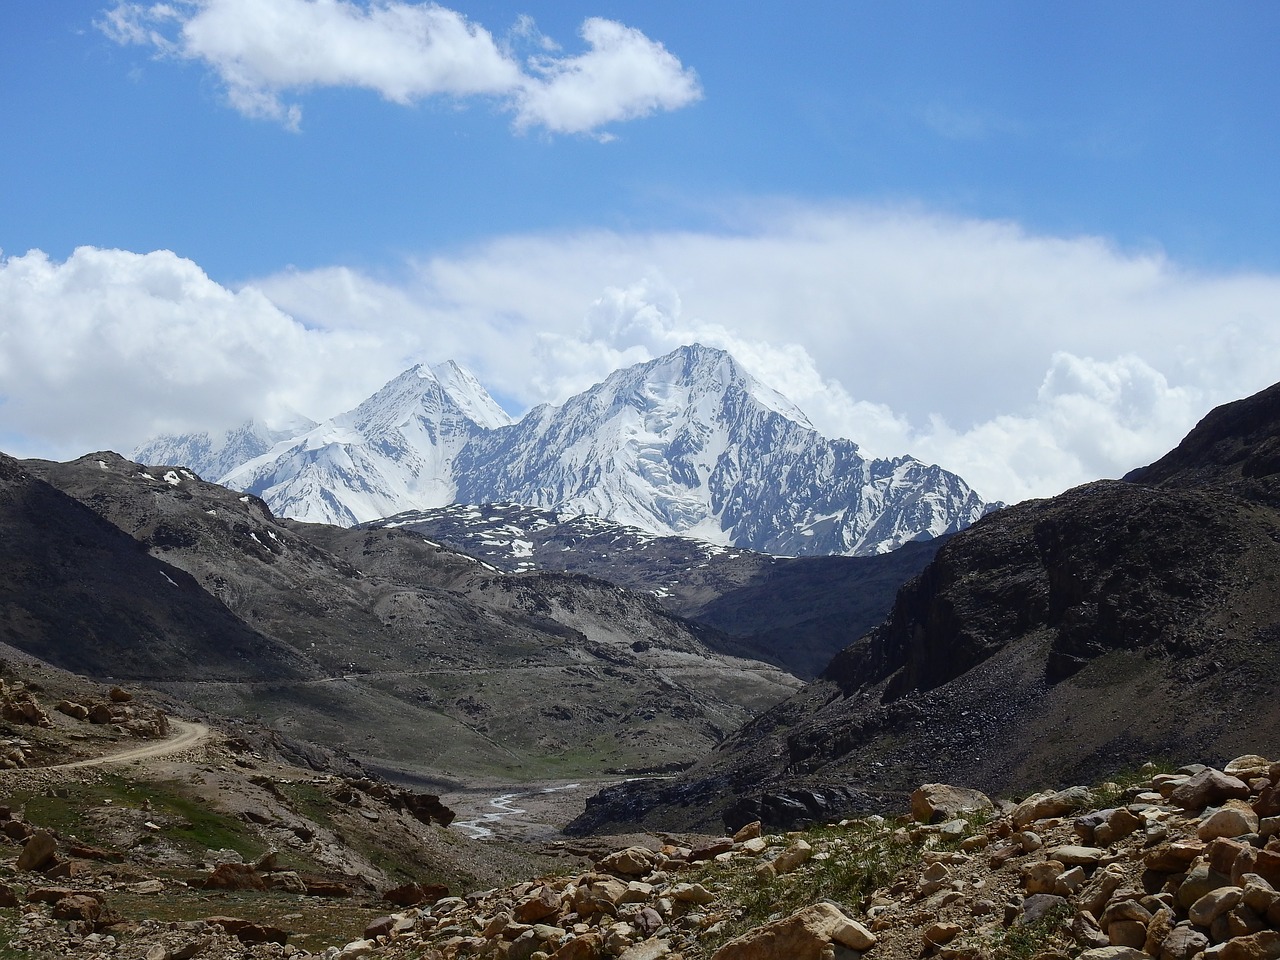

left=1049, top=845, right=1107, bottom=866
left=772, top=839, right=813, bottom=874
left=670, top=883, right=715, bottom=905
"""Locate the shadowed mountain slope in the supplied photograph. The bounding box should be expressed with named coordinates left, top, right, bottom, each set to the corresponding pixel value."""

left=568, top=381, right=1280, bottom=834
left=14, top=452, right=800, bottom=783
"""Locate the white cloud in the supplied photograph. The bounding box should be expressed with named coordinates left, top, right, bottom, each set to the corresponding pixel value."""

left=97, top=0, right=700, bottom=135
left=8, top=206, right=1280, bottom=504
left=514, top=18, right=703, bottom=137
left=0, top=247, right=390, bottom=458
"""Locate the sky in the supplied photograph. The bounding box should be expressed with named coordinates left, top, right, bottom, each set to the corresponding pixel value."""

left=3, top=1, right=1280, bottom=504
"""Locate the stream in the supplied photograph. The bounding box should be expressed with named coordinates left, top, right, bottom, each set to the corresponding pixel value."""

left=451, top=782, right=585, bottom=840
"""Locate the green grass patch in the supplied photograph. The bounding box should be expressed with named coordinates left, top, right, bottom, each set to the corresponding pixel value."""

left=687, top=818, right=921, bottom=954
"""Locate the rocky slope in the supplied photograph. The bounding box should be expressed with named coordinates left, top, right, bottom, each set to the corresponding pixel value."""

left=139, top=345, right=997, bottom=557
left=7, top=451, right=800, bottom=785
left=7, top=678, right=1280, bottom=960
left=369, top=503, right=944, bottom=680
left=567, top=379, right=1280, bottom=836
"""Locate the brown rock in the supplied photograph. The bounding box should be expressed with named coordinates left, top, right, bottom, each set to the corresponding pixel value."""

left=1023, top=860, right=1066, bottom=894
left=67, top=842, right=121, bottom=862
left=1073, top=910, right=1109, bottom=948
left=772, top=839, right=813, bottom=875
left=55, top=700, right=90, bottom=720
left=1220, top=931, right=1280, bottom=960
left=1256, top=787, right=1280, bottom=820
left=1200, top=802, right=1261, bottom=841
left=1147, top=840, right=1207, bottom=872
left=689, top=838, right=735, bottom=862
left=108, top=686, right=133, bottom=702
left=1188, top=886, right=1243, bottom=927
left=363, top=916, right=397, bottom=940
left=297, top=878, right=352, bottom=897
left=52, top=893, right=106, bottom=924
left=924, top=921, right=962, bottom=947
left=205, top=916, right=289, bottom=945
left=202, top=863, right=265, bottom=891
left=1050, top=845, right=1108, bottom=867
left=0, top=884, right=17, bottom=908
left=1252, top=849, right=1280, bottom=887
left=383, top=881, right=447, bottom=906
left=601, top=846, right=658, bottom=875
left=550, top=933, right=604, bottom=960
left=17, top=830, right=57, bottom=872
left=1013, top=787, right=1094, bottom=829
left=911, top=783, right=995, bottom=824
left=514, top=885, right=562, bottom=923
left=1143, top=906, right=1176, bottom=955
left=1108, top=920, right=1147, bottom=949
left=44, top=859, right=93, bottom=880
left=1170, top=770, right=1252, bottom=811
left=711, top=902, right=875, bottom=959
left=732, top=820, right=762, bottom=843
left=1161, top=924, right=1209, bottom=960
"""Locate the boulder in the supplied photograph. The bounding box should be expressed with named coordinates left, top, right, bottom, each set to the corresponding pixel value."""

left=711, top=902, right=875, bottom=960
left=911, top=783, right=994, bottom=824
left=1013, top=787, right=1094, bottom=829
left=202, top=863, right=265, bottom=891
left=1170, top=770, right=1251, bottom=811
left=17, top=831, right=58, bottom=872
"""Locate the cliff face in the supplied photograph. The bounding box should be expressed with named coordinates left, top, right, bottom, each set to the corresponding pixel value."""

left=569, top=380, right=1280, bottom=835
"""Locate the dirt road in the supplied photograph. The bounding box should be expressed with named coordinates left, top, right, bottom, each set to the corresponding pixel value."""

left=53, top=719, right=211, bottom=770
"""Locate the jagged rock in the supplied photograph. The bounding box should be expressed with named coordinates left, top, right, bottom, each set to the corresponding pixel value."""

left=733, top=820, right=762, bottom=842
left=1221, top=931, right=1280, bottom=960
left=711, top=902, right=876, bottom=959
left=514, top=885, right=561, bottom=923
left=17, top=830, right=57, bottom=872
left=911, top=783, right=994, bottom=824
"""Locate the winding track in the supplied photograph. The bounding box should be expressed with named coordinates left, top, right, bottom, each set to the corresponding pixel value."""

left=46, top=719, right=211, bottom=770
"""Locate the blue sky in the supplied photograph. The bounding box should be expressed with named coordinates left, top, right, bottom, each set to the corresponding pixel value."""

left=3, top=1, right=1280, bottom=503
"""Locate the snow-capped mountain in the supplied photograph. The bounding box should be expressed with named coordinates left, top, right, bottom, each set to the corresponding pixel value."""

left=216, top=361, right=513, bottom=526
left=134, top=414, right=317, bottom=483
left=135, top=345, right=997, bottom=555
left=453, top=344, right=991, bottom=554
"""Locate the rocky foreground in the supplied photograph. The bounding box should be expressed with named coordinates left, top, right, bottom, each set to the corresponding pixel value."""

left=4, top=751, right=1280, bottom=960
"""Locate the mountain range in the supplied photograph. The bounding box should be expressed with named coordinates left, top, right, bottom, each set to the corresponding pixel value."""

left=136, top=344, right=997, bottom=557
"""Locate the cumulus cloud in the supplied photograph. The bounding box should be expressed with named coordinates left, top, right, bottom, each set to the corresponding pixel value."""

left=0, top=247, right=392, bottom=458
left=97, top=0, right=701, bottom=134
left=8, top=206, right=1280, bottom=503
